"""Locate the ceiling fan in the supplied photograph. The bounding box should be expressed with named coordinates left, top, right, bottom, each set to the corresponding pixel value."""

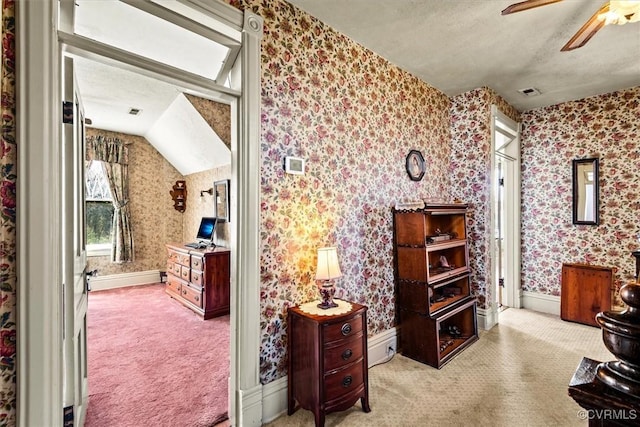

left=501, top=0, right=640, bottom=51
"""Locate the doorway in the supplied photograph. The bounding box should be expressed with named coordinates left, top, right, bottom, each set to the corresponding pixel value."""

left=17, top=2, right=263, bottom=425
left=491, top=106, right=521, bottom=316
left=72, top=5, right=234, bottom=423
left=79, top=59, right=232, bottom=427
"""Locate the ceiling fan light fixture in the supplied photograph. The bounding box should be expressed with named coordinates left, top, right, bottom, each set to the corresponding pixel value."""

left=599, top=0, right=640, bottom=25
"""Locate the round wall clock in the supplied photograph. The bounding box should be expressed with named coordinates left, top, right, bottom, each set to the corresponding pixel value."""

left=405, top=150, right=425, bottom=181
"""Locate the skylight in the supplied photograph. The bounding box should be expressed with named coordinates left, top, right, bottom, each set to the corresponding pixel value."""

left=74, top=0, right=230, bottom=81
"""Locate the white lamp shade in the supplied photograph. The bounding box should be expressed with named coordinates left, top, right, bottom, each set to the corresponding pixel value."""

left=315, top=247, right=342, bottom=280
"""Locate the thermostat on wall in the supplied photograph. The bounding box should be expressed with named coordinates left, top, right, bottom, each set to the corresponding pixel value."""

left=284, top=156, right=305, bottom=175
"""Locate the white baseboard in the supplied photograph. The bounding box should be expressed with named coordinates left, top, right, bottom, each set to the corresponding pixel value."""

left=367, top=326, right=398, bottom=367
left=260, top=327, right=398, bottom=424
left=261, top=376, right=287, bottom=424
left=237, top=383, right=263, bottom=427
left=522, top=291, right=560, bottom=316
left=477, top=306, right=498, bottom=330
left=88, top=270, right=161, bottom=291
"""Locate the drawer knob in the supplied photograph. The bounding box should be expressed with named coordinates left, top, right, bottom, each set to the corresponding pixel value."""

left=341, top=323, right=352, bottom=336
left=342, top=349, right=353, bottom=360
left=342, top=375, right=353, bottom=388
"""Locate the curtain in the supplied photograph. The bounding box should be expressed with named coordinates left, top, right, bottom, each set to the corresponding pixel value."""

left=86, top=135, right=134, bottom=263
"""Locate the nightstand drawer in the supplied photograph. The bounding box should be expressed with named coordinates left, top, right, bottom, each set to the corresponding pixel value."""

left=324, top=334, right=363, bottom=372
left=323, top=361, right=364, bottom=401
left=323, top=314, right=363, bottom=342
left=181, top=284, right=203, bottom=308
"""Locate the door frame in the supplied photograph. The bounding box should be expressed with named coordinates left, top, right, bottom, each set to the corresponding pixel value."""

left=489, top=105, right=522, bottom=322
left=16, top=2, right=263, bottom=426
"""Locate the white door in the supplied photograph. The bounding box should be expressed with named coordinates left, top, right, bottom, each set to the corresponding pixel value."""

left=491, top=106, right=521, bottom=311
left=62, top=54, right=89, bottom=425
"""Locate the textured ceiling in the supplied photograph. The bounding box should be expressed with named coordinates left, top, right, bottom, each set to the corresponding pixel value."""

left=287, top=0, right=640, bottom=111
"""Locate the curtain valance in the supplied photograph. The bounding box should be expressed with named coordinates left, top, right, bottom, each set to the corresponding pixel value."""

left=86, top=135, right=129, bottom=165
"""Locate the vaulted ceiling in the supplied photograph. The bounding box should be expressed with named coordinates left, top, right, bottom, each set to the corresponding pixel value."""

left=73, top=0, right=232, bottom=176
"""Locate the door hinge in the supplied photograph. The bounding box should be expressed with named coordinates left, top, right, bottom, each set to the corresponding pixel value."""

left=62, top=101, right=73, bottom=124
left=499, top=278, right=505, bottom=288
left=499, top=178, right=504, bottom=186
left=63, top=405, right=74, bottom=426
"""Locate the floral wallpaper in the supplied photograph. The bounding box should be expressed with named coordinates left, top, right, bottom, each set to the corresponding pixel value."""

left=449, top=87, right=520, bottom=309
left=86, top=129, right=183, bottom=276
left=520, top=86, right=640, bottom=297
left=184, top=165, right=232, bottom=248
left=1, top=3, right=634, bottom=422
left=0, top=0, right=15, bottom=423
left=230, top=0, right=454, bottom=383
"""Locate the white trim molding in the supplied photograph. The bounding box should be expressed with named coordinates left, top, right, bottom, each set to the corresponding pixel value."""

left=477, top=306, right=499, bottom=330
left=17, top=1, right=64, bottom=425
left=522, top=291, right=561, bottom=316
left=87, top=270, right=162, bottom=291
left=367, top=326, right=398, bottom=367
left=232, top=9, right=264, bottom=427
left=261, top=376, right=288, bottom=424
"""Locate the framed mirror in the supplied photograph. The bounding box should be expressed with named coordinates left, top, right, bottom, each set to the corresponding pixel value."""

left=572, top=158, right=599, bottom=225
left=214, top=179, right=230, bottom=222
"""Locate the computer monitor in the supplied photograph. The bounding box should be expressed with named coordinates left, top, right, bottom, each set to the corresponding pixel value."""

left=196, top=217, right=217, bottom=242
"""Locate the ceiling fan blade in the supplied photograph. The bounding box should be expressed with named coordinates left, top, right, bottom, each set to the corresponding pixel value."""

left=561, top=3, right=609, bottom=51
left=501, top=0, right=563, bottom=15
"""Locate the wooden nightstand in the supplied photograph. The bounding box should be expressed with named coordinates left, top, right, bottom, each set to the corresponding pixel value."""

left=287, top=300, right=371, bottom=427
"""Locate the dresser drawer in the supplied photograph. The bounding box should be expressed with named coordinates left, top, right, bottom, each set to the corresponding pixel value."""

left=323, top=361, right=364, bottom=402
left=323, top=314, right=363, bottom=342
left=180, top=265, right=190, bottom=281
left=181, top=284, right=203, bottom=308
left=166, top=275, right=184, bottom=295
left=172, top=262, right=181, bottom=276
left=177, top=253, right=190, bottom=267
left=167, top=249, right=190, bottom=267
left=324, top=333, right=364, bottom=372
left=191, top=255, right=203, bottom=271
left=191, top=269, right=203, bottom=286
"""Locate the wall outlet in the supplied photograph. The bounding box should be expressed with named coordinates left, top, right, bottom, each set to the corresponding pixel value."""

left=387, top=345, right=395, bottom=357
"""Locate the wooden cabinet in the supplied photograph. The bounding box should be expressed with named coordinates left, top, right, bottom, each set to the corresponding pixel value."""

left=287, top=301, right=371, bottom=427
left=165, top=243, right=230, bottom=319
left=393, top=203, right=478, bottom=368
left=561, top=263, right=613, bottom=327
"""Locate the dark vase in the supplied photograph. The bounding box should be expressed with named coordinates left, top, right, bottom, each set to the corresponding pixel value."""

left=595, top=282, right=640, bottom=397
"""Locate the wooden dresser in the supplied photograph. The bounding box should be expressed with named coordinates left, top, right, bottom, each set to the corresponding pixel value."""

left=165, top=243, right=230, bottom=319
left=287, top=300, right=371, bottom=427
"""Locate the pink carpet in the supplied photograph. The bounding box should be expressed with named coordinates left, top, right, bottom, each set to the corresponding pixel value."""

left=85, top=283, right=229, bottom=427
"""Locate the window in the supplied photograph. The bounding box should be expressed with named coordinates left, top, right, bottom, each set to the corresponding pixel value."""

left=86, top=160, right=113, bottom=255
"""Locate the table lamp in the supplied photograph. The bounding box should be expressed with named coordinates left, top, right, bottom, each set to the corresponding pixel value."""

left=316, top=247, right=342, bottom=309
